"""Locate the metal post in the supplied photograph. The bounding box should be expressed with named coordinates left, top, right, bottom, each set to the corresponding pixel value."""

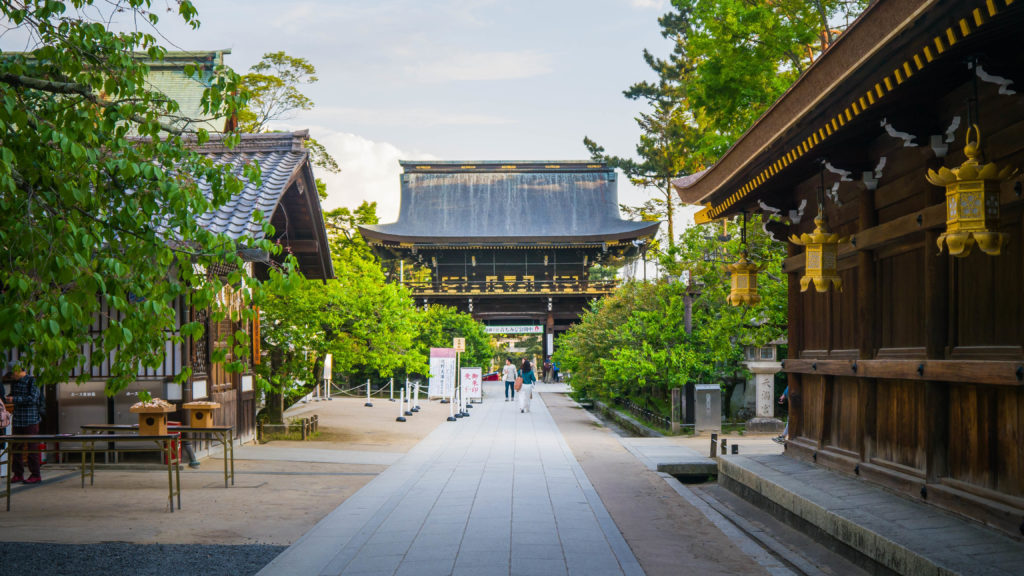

left=390, top=378, right=395, bottom=402
left=721, top=438, right=727, bottom=455
left=731, top=444, right=738, bottom=455
left=710, top=433, right=718, bottom=458
left=365, top=379, right=373, bottom=407
left=404, top=386, right=413, bottom=417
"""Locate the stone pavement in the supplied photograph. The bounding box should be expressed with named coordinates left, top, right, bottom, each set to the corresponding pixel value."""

left=258, top=381, right=644, bottom=576
left=720, top=455, right=1024, bottom=576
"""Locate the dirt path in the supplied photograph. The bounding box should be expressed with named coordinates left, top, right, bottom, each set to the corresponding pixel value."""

left=544, top=391, right=769, bottom=576
left=0, top=395, right=450, bottom=545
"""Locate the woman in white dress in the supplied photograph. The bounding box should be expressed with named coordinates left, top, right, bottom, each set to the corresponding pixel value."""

left=518, top=359, right=537, bottom=413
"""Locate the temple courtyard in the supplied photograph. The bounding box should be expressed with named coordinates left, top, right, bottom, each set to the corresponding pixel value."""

left=3, top=382, right=1022, bottom=575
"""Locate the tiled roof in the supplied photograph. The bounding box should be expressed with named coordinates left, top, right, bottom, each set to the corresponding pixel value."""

left=360, top=161, right=660, bottom=245
left=193, top=131, right=309, bottom=239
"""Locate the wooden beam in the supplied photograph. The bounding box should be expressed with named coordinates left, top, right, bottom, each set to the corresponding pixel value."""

left=280, top=239, right=320, bottom=253
left=783, top=190, right=1024, bottom=272
left=783, top=358, right=1024, bottom=387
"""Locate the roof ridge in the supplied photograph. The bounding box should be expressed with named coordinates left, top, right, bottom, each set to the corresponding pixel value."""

left=189, top=130, right=310, bottom=154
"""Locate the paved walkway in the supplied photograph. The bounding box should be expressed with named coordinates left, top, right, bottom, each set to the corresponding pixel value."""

left=258, top=382, right=643, bottom=576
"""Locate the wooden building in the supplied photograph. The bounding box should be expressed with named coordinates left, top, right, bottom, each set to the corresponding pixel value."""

left=359, top=161, right=658, bottom=349
left=675, top=0, right=1024, bottom=536
left=6, top=131, right=333, bottom=444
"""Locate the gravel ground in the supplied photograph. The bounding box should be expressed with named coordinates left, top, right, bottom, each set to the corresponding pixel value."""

left=0, top=542, right=286, bottom=576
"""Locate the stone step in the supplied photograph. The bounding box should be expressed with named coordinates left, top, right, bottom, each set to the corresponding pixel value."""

left=719, top=454, right=1024, bottom=576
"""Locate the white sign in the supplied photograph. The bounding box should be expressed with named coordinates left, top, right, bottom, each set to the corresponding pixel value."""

left=484, top=325, right=543, bottom=334
left=461, top=367, right=482, bottom=401
left=453, top=337, right=466, bottom=352
left=428, top=348, right=457, bottom=398
left=546, top=333, right=553, bottom=354
left=192, top=379, right=207, bottom=400
left=322, top=353, right=333, bottom=381
left=241, top=375, right=254, bottom=393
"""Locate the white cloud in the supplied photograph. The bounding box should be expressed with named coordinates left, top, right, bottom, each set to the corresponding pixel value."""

left=311, top=106, right=514, bottom=127
left=630, top=0, right=666, bottom=8
left=402, top=49, right=553, bottom=82
left=304, top=129, right=437, bottom=222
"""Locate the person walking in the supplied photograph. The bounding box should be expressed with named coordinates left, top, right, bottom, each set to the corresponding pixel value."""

left=6, top=368, right=43, bottom=484
left=518, top=359, right=537, bottom=414
left=502, top=358, right=518, bottom=402
left=773, top=385, right=789, bottom=444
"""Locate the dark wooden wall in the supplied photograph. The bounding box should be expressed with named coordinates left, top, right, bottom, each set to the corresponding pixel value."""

left=781, top=79, right=1024, bottom=537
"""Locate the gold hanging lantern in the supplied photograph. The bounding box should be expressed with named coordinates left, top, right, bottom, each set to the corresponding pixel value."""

left=790, top=215, right=846, bottom=293
left=725, top=213, right=763, bottom=306
left=725, top=251, right=763, bottom=306
left=927, top=125, right=1017, bottom=257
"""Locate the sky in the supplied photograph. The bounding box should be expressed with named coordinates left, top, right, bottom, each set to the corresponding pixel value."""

left=4, top=0, right=699, bottom=240
left=149, top=0, right=693, bottom=226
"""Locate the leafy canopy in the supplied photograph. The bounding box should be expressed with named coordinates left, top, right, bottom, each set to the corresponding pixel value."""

left=0, top=0, right=294, bottom=394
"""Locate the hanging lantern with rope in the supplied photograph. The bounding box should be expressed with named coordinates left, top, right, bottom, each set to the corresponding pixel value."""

left=927, top=125, right=1017, bottom=257
left=725, top=212, right=763, bottom=306
left=790, top=164, right=847, bottom=292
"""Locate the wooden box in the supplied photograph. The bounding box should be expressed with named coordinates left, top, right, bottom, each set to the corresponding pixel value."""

left=130, top=399, right=176, bottom=436
left=183, top=401, right=221, bottom=428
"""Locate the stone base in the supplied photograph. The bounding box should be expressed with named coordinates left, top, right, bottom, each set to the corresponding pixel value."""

left=745, top=417, right=784, bottom=434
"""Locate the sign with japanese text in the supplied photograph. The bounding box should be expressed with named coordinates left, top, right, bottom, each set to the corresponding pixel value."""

left=429, top=348, right=457, bottom=398
left=453, top=337, right=466, bottom=352
left=461, top=367, right=482, bottom=401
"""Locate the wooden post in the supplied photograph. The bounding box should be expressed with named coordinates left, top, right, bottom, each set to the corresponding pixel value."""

left=924, top=186, right=950, bottom=483
left=671, top=388, right=681, bottom=434
left=787, top=241, right=804, bottom=440
left=710, top=433, right=718, bottom=458
left=857, top=186, right=878, bottom=463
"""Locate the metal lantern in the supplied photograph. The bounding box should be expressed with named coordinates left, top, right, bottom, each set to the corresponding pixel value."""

left=725, top=251, right=763, bottom=306
left=927, top=125, right=1017, bottom=257
left=790, top=215, right=845, bottom=292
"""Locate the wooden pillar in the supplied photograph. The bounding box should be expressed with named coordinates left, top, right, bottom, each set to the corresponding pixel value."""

left=787, top=241, right=804, bottom=439
left=924, top=186, right=950, bottom=482
left=546, top=312, right=555, bottom=358
left=857, top=188, right=878, bottom=462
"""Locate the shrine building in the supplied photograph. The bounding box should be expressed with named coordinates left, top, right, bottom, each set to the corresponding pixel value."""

left=359, top=161, right=659, bottom=350
left=675, top=0, right=1024, bottom=537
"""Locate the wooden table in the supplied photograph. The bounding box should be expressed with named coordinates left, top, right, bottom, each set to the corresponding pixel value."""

left=0, top=433, right=181, bottom=512
left=80, top=424, right=235, bottom=488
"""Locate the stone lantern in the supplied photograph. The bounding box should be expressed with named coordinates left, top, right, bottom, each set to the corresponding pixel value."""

left=742, top=339, right=785, bottom=433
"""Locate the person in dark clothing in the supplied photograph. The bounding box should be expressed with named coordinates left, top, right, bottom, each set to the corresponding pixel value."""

left=6, top=369, right=43, bottom=483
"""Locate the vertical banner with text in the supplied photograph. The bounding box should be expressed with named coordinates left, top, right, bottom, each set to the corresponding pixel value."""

left=429, top=348, right=457, bottom=398
left=461, top=367, right=482, bottom=401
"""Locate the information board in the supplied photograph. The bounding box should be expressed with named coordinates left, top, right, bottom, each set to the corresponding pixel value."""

left=461, top=367, right=482, bottom=401
left=428, top=348, right=457, bottom=398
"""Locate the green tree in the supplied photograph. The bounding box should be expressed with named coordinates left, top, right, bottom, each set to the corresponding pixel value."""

left=556, top=217, right=786, bottom=421
left=585, top=100, right=697, bottom=252
left=0, top=0, right=293, bottom=394
left=256, top=201, right=424, bottom=421
left=629, top=0, right=867, bottom=159
left=412, top=306, right=494, bottom=375
left=238, top=51, right=339, bottom=199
